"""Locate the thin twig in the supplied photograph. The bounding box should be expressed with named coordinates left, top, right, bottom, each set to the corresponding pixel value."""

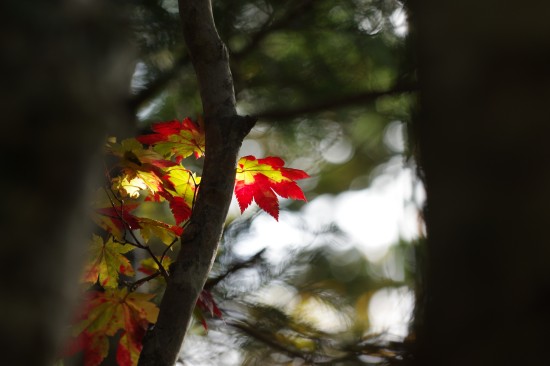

left=205, top=249, right=266, bottom=290
left=129, top=271, right=162, bottom=292
left=103, top=186, right=169, bottom=280
left=103, top=186, right=133, bottom=242
left=227, top=320, right=314, bottom=364
left=159, top=237, right=179, bottom=265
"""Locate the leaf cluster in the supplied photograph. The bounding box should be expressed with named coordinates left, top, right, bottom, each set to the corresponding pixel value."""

left=62, top=118, right=309, bottom=365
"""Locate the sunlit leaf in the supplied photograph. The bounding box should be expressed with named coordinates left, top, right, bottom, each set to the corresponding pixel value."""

left=137, top=118, right=205, bottom=162
left=112, top=176, right=148, bottom=199
left=235, top=155, right=309, bottom=220
left=93, top=201, right=141, bottom=241
left=163, top=166, right=199, bottom=206
left=137, top=217, right=183, bottom=245
left=161, top=166, right=200, bottom=224
left=107, top=138, right=172, bottom=197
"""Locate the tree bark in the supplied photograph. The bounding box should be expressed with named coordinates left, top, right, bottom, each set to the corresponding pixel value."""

left=410, top=1, right=550, bottom=365
left=137, top=1, right=255, bottom=365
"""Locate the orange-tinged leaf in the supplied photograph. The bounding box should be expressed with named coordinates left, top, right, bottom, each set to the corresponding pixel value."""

left=116, top=331, right=142, bottom=366
left=94, top=204, right=141, bottom=240
left=137, top=118, right=205, bottom=162
left=118, top=291, right=158, bottom=366
left=137, top=217, right=183, bottom=245
left=138, top=256, right=172, bottom=276
left=92, top=190, right=141, bottom=240
left=72, top=291, right=121, bottom=337
left=235, top=155, right=309, bottom=220
left=82, top=235, right=135, bottom=288
left=63, top=331, right=109, bottom=366
left=72, top=289, right=159, bottom=366
left=125, top=291, right=160, bottom=324
left=83, top=332, right=109, bottom=366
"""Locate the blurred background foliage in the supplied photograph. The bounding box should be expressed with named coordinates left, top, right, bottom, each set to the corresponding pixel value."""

left=127, top=0, right=418, bottom=364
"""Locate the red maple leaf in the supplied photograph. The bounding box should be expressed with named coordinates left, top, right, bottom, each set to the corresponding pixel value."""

left=168, top=196, right=192, bottom=225
left=161, top=166, right=199, bottom=224
left=195, top=289, right=223, bottom=330
left=137, top=118, right=205, bottom=162
left=234, top=155, right=309, bottom=220
left=62, top=331, right=108, bottom=366
left=94, top=203, right=141, bottom=240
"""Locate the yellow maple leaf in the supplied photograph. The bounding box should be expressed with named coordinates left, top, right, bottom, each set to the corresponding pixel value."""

left=82, top=235, right=135, bottom=288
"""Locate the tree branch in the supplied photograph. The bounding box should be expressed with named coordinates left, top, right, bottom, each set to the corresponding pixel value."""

left=227, top=320, right=314, bottom=362
left=205, top=249, right=266, bottom=290
left=255, top=83, right=417, bottom=121
left=137, top=1, right=255, bottom=365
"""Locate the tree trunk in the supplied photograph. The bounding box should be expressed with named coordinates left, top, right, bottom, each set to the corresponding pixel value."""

left=137, top=1, right=255, bottom=365
left=0, top=1, right=135, bottom=365
left=410, top=1, right=550, bottom=365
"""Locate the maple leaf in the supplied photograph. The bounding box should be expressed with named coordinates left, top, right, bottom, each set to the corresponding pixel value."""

left=195, top=290, right=223, bottom=331
left=107, top=138, right=173, bottom=198
left=93, top=201, right=141, bottom=241
left=168, top=197, right=192, bottom=225
left=163, top=166, right=199, bottom=205
left=137, top=217, right=183, bottom=245
left=112, top=176, right=148, bottom=199
left=138, top=256, right=172, bottom=276
left=235, top=155, right=309, bottom=220
left=197, top=289, right=222, bottom=318
left=161, top=166, right=200, bottom=224
left=83, top=235, right=135, bottom=288
left=107, top=138, right=176, bottom=169
left=123, top=169, right=165, bottom=197
left=73, top=289, right=159, bottom=366
left=63, top=331, right=109, bottom=366
left=137, top=118, right=205, bottom=162
left=116, top=331, right=142, bottom=366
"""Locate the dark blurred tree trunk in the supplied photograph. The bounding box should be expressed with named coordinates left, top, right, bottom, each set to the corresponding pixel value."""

left=0, top=1, right=135, bottom=365
left=409, top=1, right=550, bottom=365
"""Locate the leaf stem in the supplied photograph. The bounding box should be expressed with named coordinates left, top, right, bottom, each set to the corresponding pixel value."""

left=128, top=271, right=162, bottom=292
left=103, top=186, right=169, bottom=280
